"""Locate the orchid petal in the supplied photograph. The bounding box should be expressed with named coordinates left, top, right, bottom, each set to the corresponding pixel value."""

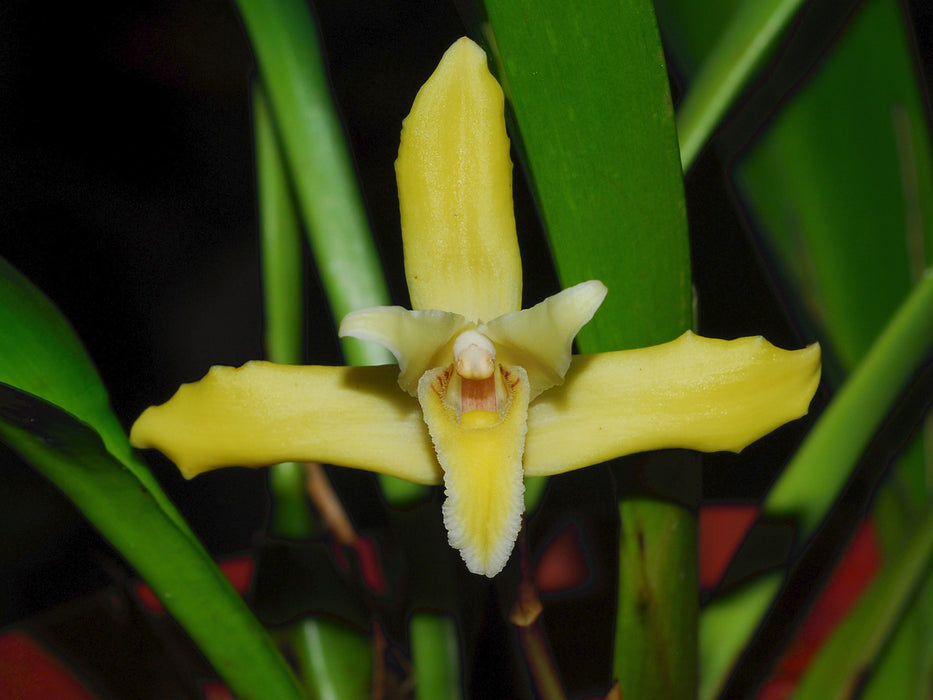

left=339, top=306, right=470, bottom=394
left=396, top=37, right=521, bottom=321
left=523, top=332, right=821, bottom=476
left=418, top=365, right=529, bottom=577
left=130, top=362, right=442, bottom=484
left=482, top=280, right=608, bottom=398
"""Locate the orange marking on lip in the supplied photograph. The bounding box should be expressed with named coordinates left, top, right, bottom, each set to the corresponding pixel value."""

left=461, top=374, right=497, bottom=413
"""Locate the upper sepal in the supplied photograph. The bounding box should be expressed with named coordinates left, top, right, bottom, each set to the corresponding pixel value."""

left=396, top=37, right=522, bottom=321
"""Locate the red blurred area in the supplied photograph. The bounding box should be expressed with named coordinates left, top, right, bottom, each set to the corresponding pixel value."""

left=0, top=632, right=97, bottom=700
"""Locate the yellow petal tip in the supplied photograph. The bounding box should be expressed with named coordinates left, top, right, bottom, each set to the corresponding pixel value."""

left=397, top=37, right=521, bottom=321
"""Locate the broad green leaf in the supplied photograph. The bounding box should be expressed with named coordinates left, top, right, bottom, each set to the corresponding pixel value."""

left=0, top=256, right=304, bottom=697
left=0, top=384, right=305, bottom=700
left=483, top=2, right=694, bottom=696
left=483, top=1, right=691, bottom=352
left=0, top=256, right=191, bottom=538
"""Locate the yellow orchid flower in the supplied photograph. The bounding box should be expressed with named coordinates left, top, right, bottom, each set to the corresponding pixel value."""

left=130, top=37, right=821, bottom=577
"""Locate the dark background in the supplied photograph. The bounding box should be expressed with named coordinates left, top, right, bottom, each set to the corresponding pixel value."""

left=1, top=0, right=931, bottom=696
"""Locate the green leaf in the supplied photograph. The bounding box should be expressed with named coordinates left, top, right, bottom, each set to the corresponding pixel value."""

left=660, top=0, right=933, bottom=694
left=0, top=384, right=305, bottom=700
left=765, top=272, right=933, bottom=532
left=236, top=0, right=426, bottom=510
left=795, top=506, right=933, bottom=699
left=0, top=256, right=191, bottom=537
left=700, top=270, right=933, bottom=698
left=735, top=0, right=933, bottom=373
left=482, top=2, right=694, bottom=696
left=256, top=81, right=304, bottom=370
left=255, top=81, right=316, bottom=540
left=411, top=614, right=463, bottom=700
left=232, top=0, right=392, bottom=366
left=0, top=256, right=304, bottom=697
left=675, top=0, right=807, bottom=170
left=292, top=617, right=372, bottom=700
left=699, top=574, right=783, bottom=700
left=483, top=1, right=691, bottom=351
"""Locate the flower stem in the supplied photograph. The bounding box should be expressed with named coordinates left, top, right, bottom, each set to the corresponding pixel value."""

left=516, top=620, right=568, bottom=700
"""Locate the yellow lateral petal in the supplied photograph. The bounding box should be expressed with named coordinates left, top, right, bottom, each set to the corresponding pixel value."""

left=130, top=362, right=442, bottom=484
left=419, top=364, right=529, bottom=576
left=396, top=37, right=521, bottom=321
left=523, top=332, right=821, bottom=476
left=339, top=306, right=470, bottom=395
left=482, top=280, right=608, bottom=398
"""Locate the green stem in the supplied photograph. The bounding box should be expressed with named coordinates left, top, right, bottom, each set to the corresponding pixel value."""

left=233, top=0, right=391, bottom=366
left=236, top=0, right=426, bottom=510
left=410, top=614, right=463, bottom=700
left=676, top=0, right=807, bottom=170
left=614, top=494, right=697, bottom=698
left=254, top=81, right=315, bottom=539
left=516, top=620, right=568, bottom=700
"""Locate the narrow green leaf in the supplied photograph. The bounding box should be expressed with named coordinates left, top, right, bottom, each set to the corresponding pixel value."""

left=736, top=0, right=933, bottom=373
left=662, top=0, right=933, bottom=693
left=765, top=274, right=933, bottom=531
left=232, top=0, right=391, bottom=366
left=293, top=617, right=371, bottom=700
left=699, top=574, right=783, bottom=700
left=255, top=81, right=315, bottom=540
left=0, top=384, right=305, bottom=700
left=253, top=81, right=315, bottom=539
left=256, top=81, right=304, bottom=370
left=795, top=506, right=933, bottom=699
left=482, top=2, right=694, bottom=696
left=700, top=271, right=933, bottom=698
left=235, top=0, right=426, bottom=508
left=411, top=614, right=463, bottom=700
left=676, top=0, right=807, bottom=170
